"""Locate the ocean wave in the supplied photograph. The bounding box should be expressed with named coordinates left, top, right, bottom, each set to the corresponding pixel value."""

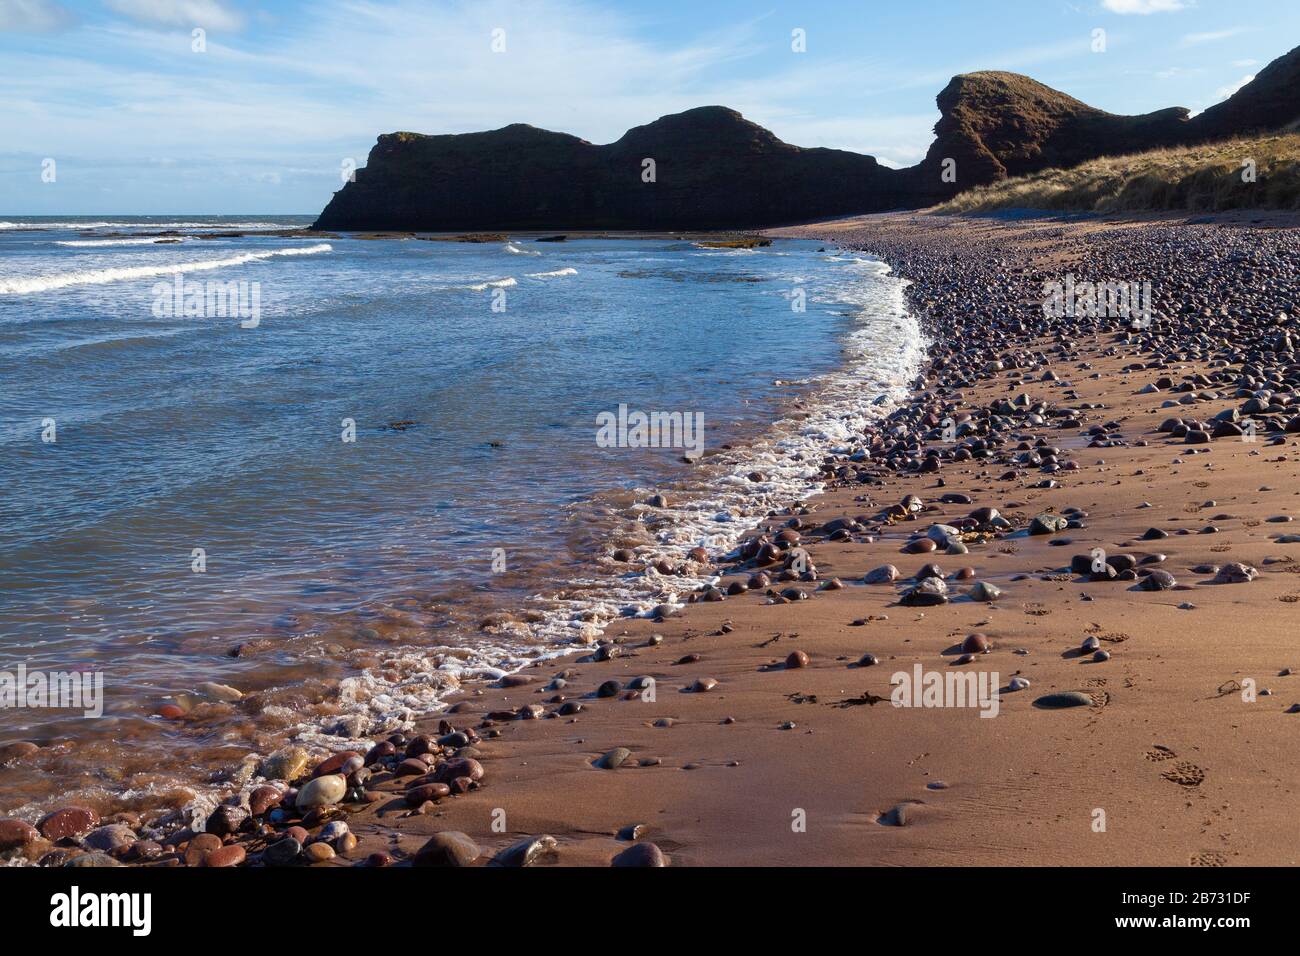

left=0, top=220, right=294, bottom=231
left=55, top=237, right=186, bottom=247
left=523, top=254, right=924, bottom=640
left=525, top=268, right=578, bottom=279
left=503, top=242, right=540, bottom=256
left=466, top=277, right=517, bottom=291
left=0, top=243, right=333, bottom=295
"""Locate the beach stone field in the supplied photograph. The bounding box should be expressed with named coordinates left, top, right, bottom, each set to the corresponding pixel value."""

left=4, top=210, right=1300, bottom=866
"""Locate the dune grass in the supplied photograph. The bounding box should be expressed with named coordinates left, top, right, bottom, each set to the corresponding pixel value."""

left=934, top=133, right=1300, bottom=214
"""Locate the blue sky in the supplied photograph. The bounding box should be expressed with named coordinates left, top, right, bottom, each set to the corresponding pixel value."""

left=1, top=0, right=1295, bottom=214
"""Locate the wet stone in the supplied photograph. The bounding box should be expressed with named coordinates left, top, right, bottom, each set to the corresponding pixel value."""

left=413, top=831, right=480, bottom=867
left=611, top=842, right=666, bottom=867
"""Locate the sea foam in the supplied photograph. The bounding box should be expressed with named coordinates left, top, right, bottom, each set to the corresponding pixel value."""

left=0, top=243, right=333, bottom=295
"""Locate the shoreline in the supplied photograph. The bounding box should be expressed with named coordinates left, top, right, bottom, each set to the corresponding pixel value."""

left=0, top=233, right=912, bottom=844
left=6, top=208, right=1300, bottom=867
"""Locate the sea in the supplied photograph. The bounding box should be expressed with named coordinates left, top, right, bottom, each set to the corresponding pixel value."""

left=0, top=215, right=924, bottom=822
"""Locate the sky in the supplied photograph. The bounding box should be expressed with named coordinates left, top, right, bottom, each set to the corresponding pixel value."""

left=1, top=0, right=1296, bottom=214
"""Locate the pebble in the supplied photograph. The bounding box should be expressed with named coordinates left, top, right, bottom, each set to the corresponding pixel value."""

left=863, top=565, right=900, bottom=584
left=197, top=681, right=243, bottom=702
left=611, top=842, right=666, bottom=867
left=296, top=774, right=347, bottom=810
left=405, top=783, right=450, bottom=805
left=37, top=806, right=100, bottom=842
left=0, top=818, right=40, bottom=851
left=249, top=785, right=283, bottom=817
left=900, top=576, right=948, bottom=606
left=203, top=845, right=247, bottom=868
left=413, top=831, right=480, bottom=867
left=206, top=804, right=248, bottom=837
left=183, top=833, right=223, bottom=866
left=877, top=802, right=916, bottom=827
left=595, top=747, right=632, bottom=770
left=1029, top=514, right=1068, bottom=535
left=303, top=842, right=336, bottom=863
left=263, top=837, right=302, bottom=866
left=83, top=823, right=136, bottom=853
left=261, top=746, right=310, bottom=781
left=1139, top=569, right=1177, bottom=591
left=492, top=835, right=558, bottom=867
left=1214, top=562, right=1257, bottom=583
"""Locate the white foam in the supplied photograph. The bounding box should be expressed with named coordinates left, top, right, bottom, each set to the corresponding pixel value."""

left=526, top=253, right=925, bottom=638
left=525, top=268, right=578, bottom=279
left=0, top=220, right=294, bottom=230
left=55, top=237, right=185, bottom=247
left=0, top=243, right=333, bottom=295
left=466, top=277, right=517, bottom=291
left=504, top=242, right=540, bottom=256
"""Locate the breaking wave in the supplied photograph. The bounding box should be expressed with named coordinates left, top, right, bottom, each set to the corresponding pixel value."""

left=0, top=244, right=333, bottom=295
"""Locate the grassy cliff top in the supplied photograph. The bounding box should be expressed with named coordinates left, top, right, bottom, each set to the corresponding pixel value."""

left=933, top=133, right=1300, bottom=214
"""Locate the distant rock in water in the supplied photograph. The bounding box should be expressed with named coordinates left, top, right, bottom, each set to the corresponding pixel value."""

left=313, top=45, right=1300, bottom=231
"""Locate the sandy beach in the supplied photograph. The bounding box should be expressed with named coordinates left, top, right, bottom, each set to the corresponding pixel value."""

left=333, top=209, right=1300, bottom=868
left=6, top=209, right=1300, bottom=868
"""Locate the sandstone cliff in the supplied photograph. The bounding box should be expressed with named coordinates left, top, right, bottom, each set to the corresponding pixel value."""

left=313, top=43, right=1300, bottom=230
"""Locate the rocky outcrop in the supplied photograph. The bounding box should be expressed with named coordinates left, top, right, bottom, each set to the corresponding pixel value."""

left=1190, top=44, right=1300, bottom=140
left=313, top=43, right=1300, bottom=231
left=313, top=107, right=919, bottom=231
left=908, top=72, right=1191, bottom=199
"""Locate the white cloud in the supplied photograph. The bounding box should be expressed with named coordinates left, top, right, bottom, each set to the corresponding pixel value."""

left=1155, top=65, right=1204, bottom=79
left=1180, top=27, right=1248, bottom=46
left=105, top=0, right=244, bottom=31
left=0, top=0, right=1255, bottom=213
left=0, top=0, right=71, bottom=31
left=1101, top=0, right=1188, bottom=14
left=1214, top=73, right=1255, bottom=101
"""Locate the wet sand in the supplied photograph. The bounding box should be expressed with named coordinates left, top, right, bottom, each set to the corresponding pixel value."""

left=7, top=209, right=1300, bottom=867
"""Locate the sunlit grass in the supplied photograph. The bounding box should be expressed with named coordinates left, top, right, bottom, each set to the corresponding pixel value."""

left=934, top=134, right=1300, bottom=214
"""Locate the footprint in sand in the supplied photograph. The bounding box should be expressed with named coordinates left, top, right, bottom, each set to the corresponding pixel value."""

left=1191, top=850, right=1228, bottom=867
left=1162, top=762, right=1206, bottom=787
left=1144, top=745, right=1177, bottom=762
left=1084, top=677, right=1108, bottom=688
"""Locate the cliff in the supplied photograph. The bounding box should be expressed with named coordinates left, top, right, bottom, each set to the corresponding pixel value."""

left=313, top=43, right=1300, bottom=230
left=313, top=107, right=918, bottom=231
